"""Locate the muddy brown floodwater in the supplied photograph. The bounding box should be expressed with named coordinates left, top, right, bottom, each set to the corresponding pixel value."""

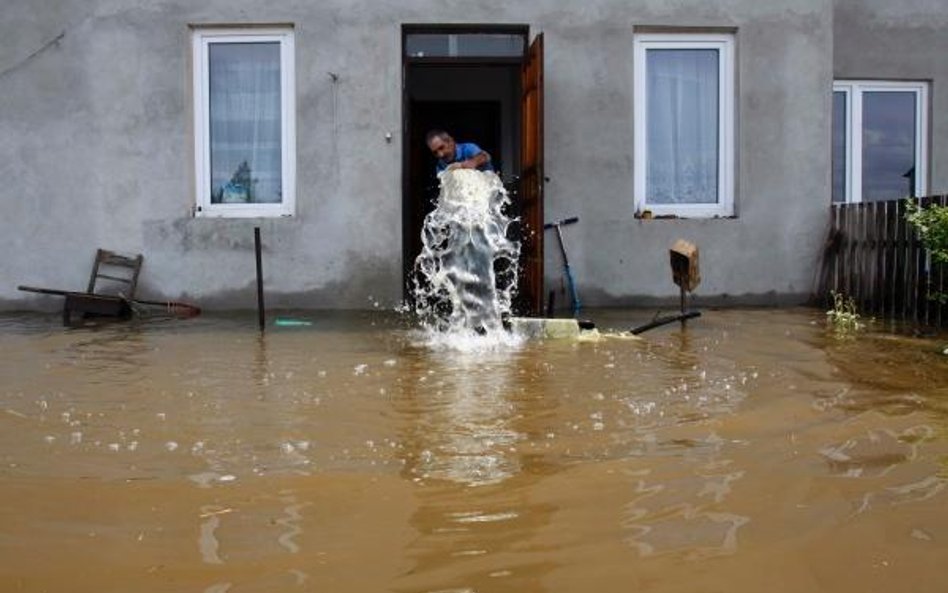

left=1, top=308, right=947, bottom=592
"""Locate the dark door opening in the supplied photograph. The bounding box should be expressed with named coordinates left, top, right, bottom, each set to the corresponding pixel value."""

left=401, top=26, right=543, bottom=315
left=406, top=98, right=502, bottom=281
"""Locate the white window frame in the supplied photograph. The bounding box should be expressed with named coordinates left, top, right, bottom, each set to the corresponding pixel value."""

left=192, top=27, right=296, bottom=218
left=634, top=32, right=735, bottom=218
left=833, top=80, right=928, bottom=203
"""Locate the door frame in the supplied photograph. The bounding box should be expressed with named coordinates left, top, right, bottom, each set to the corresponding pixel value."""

left=401, top=24, right=537, bottom=310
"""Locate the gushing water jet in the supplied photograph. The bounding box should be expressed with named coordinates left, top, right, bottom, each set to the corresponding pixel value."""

left=411, top=170, right=520, bottom=341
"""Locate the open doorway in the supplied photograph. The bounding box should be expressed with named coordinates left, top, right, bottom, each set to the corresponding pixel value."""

left=402, top=25, right=544, bottom=315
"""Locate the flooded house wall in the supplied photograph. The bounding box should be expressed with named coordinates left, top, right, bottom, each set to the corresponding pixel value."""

left=0, top=0, right=889, bottom=312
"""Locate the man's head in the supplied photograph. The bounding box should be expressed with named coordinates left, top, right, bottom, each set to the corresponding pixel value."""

left=426, top=129, right=456, bottom=162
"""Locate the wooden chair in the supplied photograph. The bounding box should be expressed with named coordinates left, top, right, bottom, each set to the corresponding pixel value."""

left=86, top=249, right=144, bottom=297
left=61, top=249, right=144, bottom=326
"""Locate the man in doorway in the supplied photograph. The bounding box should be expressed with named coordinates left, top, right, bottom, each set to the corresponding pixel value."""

left=426, top=129, right=493, bottom=173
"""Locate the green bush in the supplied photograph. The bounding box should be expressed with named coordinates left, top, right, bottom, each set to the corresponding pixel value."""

left=905, top=198, right=948, bottom=264
left=905, top=198, right=948, bottom=302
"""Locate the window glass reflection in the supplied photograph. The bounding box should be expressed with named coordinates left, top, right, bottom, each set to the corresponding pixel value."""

left=862, top=91, right=916, bottom=201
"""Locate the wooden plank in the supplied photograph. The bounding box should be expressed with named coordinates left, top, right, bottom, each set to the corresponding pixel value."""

left=834, top=205, right=842, bottom=300
left=884, top=200, right=898, bottom=320
left=820, top=205, right=840, bottom=305
left=910, top=197, right=925, bottom=324
left=872, top=202, right=880, bottom=316
left=831, top=205, right=841, bottom=299
left=903, top=198, right=913, bottom=321
left=852, top=203, right=861, bottom=308
left=843, top=203, right=854, bottom=301
left=834, top=206, right=843, bottom=298
left=937, top=196, right=948, bottom=328
left=931, top=195, right=947, bottom=327
left=856, top=202, right=867, bottom=310
left=863, top=202, right=872, bottom=313
left=896, top=202, right=911, bottom=322
left=94, top=273, right=134, bottom=284
left=869, top=202, right=876, bottom=312
left=876, top=201, right=888, bottom=317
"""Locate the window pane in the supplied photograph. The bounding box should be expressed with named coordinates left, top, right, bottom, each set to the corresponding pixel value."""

left=862, top=91, right=916, bottom=202
left=457, top=34, right=524, bottom=57
left=832, top=91, right=847, bottom=202
left=405, top=33, right=523, bottom=57
left=646, top=49, right=719, bottom=205
left=405, top=34, right=449, bottom=57
left=208, top=42, right=283, bottom=204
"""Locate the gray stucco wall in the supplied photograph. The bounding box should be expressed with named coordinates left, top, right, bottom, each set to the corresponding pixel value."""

left=539, top=1, right=834, bottom=306
left=834, top=0, right=948, bottom=196
left=0, top=0, right=845, bottom=311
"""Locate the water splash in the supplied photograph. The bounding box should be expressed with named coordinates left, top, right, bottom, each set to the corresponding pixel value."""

left=411, top=170, right=521, bottom=349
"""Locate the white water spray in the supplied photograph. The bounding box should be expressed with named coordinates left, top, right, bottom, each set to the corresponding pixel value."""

left=412, top=169, right=521, bottom=347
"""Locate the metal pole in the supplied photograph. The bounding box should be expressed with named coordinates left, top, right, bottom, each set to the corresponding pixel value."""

left=680, top=285, right=687, bottom=328
left=255, top=227, right=265, bottom=331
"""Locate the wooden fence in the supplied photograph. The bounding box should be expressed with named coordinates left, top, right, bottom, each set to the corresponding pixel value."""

left=819, top=195, right=948, bottom=328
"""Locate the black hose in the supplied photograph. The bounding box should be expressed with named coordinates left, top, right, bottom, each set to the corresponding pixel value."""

left=630, top=311, right=701, bottom=335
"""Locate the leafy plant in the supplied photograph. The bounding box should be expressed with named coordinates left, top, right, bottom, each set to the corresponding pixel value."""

left=905, top=198, right=948, bottom=264
left=905, top=198, right=948, bottom=302
left=826, top=290, right=863, bottom=331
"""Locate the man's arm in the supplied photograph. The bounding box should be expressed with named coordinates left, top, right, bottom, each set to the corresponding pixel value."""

left=462, top=150, right=491, bottom=170
left=447, top=145, right=491, bottom=170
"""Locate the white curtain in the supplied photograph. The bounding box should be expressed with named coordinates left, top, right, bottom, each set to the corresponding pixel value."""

left=646, top=49, right=719, bottom=204
left=209, top=42, right=282, bottom=204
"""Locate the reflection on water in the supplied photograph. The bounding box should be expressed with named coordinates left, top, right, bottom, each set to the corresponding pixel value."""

left=198, top=504, right=226, bottom=564
left=397, top=349, right=523, bottom=487
left=0, top=309, right=947, bottom=592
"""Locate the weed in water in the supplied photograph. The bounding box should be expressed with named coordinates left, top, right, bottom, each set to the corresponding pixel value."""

left=826, top=290, right=863, bottom=332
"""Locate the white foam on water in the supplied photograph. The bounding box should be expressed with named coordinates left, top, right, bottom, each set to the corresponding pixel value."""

left=411, top=169, right=522, bottom=351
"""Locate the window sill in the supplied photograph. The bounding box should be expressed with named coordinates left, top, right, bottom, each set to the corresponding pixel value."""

left=194, top=206, right=294, bottom=219
left=634, top=210, right=737, bottom=220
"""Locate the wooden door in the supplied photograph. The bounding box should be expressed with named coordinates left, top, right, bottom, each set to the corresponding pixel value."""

left=519, top=33, right=544, bottom=315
